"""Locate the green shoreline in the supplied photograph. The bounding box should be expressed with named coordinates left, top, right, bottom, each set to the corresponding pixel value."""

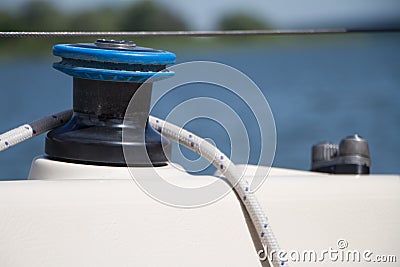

left=0, top=33, right=383, bottom=59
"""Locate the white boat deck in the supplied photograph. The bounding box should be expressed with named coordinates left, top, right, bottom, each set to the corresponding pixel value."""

left=0, top=157, right=398, bottom=266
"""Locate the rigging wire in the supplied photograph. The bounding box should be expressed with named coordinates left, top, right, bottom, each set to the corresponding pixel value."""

left=0, top=28, right=398, bottom=38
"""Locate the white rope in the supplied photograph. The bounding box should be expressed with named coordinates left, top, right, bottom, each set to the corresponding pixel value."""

left=0, top=110, right=72, bottom=152
left=0, top=125, right=33, bottom=151
left=149, top=115, right=287, bottom=267
left=0, top=111, right=287, bottom=265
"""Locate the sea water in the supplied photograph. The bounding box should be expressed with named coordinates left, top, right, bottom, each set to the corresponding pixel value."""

left=0, top=33, right=399, bottom=179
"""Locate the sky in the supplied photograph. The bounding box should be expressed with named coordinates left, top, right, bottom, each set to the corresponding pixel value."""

left=0, top=0, right=399, bottom=29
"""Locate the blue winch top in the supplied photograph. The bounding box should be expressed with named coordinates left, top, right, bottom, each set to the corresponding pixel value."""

left=53, top=39, right=176, bottom=82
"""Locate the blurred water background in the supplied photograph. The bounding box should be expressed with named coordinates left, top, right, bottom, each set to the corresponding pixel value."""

left=0, top=33, right=399, bottom=179
left=1, top=0, right=399, bottom=179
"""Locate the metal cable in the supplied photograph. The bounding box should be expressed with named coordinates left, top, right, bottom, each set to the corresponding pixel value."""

left=0, top=28, right=398, bottom=38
